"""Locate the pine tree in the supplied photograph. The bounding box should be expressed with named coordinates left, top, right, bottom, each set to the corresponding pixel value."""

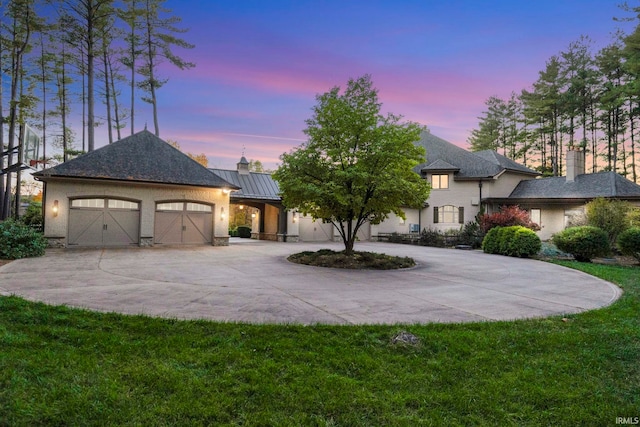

left=138, top=0, right=194, bottom=137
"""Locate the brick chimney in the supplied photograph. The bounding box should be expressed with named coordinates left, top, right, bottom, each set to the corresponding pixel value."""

left=566, top=150, right=585, bottom=182
left=237, top=156, right=250, bottom=175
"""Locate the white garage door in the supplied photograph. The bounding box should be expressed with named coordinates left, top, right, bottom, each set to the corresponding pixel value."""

left=298, top=215, right=335, bottom=242
left=68, top=198, right=140, bottom=247
left=154, top=202, right=213, bottom=245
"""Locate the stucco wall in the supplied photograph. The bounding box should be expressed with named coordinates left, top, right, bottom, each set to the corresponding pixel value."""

left=43, top=179, right=230, bottom=246
left=371, top=210, right=424, bottom=235
left=482, top=172, right=534, bottom=199
left=424, top=173, right=480, bottom=231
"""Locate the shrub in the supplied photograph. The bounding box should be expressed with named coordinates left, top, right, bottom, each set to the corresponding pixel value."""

left=628, top=208, right=640, bottom=228
left=498, top=226, right=518, bottom=255
left=586, top=198, right=631, bottom=245
left=617, top=227, right=640, bottom=262
left=479, top=205, right=540, bottom=233
left=481, top=226, right=502, bottom=254
left=419, top=228, right=445, bottom=247
left=507, top=227, right=542, bottom=258
left=237, top=226, right=252, bottom=238
left=21, top=202, right=43, bottom=232
left=0, top=219, right=48, bottom=259
left=457, top=221, right=484, bottom=248
left=552, top=226, right=609, bottom=262
left=482, top=225, right=541, bottom=258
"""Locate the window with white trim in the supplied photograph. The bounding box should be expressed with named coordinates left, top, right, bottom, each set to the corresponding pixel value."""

left=156, top=202, right=184, bottom=211
left=431, top=174, right=449, bottom=189
left=433, top=205, right=464, bottom=224
left=186, top=202, right=212, bottom=212
left=71, top=198, right=105, bottom=208
left=108, top=199, right=139, bottom=210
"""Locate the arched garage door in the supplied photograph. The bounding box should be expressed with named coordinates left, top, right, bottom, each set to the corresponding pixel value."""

left=68, top=198, right=140, bottom=247
left=154, top=202, right=213, bottom=245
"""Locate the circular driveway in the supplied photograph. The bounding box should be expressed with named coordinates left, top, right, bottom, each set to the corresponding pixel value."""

left=0, top=240, right=621, bottom=324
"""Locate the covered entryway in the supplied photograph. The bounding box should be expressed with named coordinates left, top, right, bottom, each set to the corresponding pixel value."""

left=68, top=198, right=140, bottom=247
left=154, top=202, right=213, bottom=245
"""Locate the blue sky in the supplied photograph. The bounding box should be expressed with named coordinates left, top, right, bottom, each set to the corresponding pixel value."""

left=109, top=0, right=636, bottom=169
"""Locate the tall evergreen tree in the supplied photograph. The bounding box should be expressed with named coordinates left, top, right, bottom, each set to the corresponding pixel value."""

left=138, top=0, right=194, bottom=137
left=61, top=0, right=114, bottom=152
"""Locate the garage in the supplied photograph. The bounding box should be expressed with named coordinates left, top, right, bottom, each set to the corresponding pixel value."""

left=68, top=198, right=140, bottom=247
left=298, top=215, right=335, bottom=241
left=154, top=202, right=213, bottom=245
left=35, top=130, right=238, bottom=248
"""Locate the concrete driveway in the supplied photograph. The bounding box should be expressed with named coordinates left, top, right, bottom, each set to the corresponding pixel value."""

left=0, top=240, right=621, bottom=325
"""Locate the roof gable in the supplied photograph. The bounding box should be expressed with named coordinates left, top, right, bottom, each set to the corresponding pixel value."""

left=34, top=130, right=237, bottom=189
left=475, top=150, right=538, bottom=175
left=414, top=131, right=538, bottom=179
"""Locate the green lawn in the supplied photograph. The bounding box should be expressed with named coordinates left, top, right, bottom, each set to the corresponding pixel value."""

left=1, top=261, right=638, bottom=426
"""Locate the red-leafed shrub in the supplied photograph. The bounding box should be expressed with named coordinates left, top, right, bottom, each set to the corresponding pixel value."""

left=479, top=205, right=540, bottom=233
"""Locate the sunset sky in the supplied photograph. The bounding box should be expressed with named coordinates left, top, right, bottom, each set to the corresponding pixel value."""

left=127, top=0, right=635, bottom=170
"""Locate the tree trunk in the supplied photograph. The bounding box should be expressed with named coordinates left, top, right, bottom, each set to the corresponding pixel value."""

left=102, top=38, right=113, bottom=144
left=108, top=55, right=122, bottom=140
left=87, top=13, right=95, bottom=151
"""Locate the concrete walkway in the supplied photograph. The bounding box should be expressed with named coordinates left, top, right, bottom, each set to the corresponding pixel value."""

left=0, top=240, right=621, bottom=325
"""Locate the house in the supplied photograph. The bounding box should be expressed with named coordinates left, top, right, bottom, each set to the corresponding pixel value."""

left=393, top=131, right=640, bottom=240
left=369, top=131, right=541, bottom=236
left=38, top=129, right=639, bottom=248
left=267, top=130, right=640, bottom=241
left=485, top=150, right=640, bottom=240
left=34, top=130, right=239, bottom=248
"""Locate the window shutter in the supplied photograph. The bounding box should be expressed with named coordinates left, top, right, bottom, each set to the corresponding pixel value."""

left=458, top=207, right=464, bottom=224
left=433, top=206, right=439, bottom=224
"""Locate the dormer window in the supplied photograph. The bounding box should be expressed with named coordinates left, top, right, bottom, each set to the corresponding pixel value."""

left=431, top=174, right=449, bottom=189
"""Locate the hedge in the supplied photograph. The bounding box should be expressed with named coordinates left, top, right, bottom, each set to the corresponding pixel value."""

left=0, top=219, right=48, bottom=260
left=617, top=227, right=640, bottom=262
left=482, top=225, right=541, bottom=258
left=552, top=226, right=609, bottom=262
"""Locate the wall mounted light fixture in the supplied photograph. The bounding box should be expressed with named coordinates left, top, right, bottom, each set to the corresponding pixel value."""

left=220, top=207, right=225, bottom=220
left=222, top=188, right=230, bottom=194
left=52, top=200, right=59, bottom=217
left=292, top=212, right=298, bottom=223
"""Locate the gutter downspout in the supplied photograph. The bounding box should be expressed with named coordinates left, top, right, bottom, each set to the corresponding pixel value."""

left=478, top=180, right=483, bottom=215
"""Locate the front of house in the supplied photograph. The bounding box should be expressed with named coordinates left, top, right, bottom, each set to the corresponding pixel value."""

left=35, top=129, right=640, bottom=248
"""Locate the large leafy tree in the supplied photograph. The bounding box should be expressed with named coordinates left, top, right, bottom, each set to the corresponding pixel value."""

left=274, top=75, right=431, bottom=255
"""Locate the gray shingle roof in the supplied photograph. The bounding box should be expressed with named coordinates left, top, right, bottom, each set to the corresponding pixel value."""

left=210, top=169, right=281, bottom=201
left=34, top=130, right=238, bottom=189
left=508, top=171, right=640, bottom=200
left=414, top=131, right=538, bottom=179
left=475, top=150, right=539, bottom=175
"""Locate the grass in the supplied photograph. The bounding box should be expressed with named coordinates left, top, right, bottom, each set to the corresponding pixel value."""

left=0, top=261, right=638, bottom=425
left=288, top=249, right=416, bottom=269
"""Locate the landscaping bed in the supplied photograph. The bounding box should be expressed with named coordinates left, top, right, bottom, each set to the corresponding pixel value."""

left=287, top=249, right=415, bottom=269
